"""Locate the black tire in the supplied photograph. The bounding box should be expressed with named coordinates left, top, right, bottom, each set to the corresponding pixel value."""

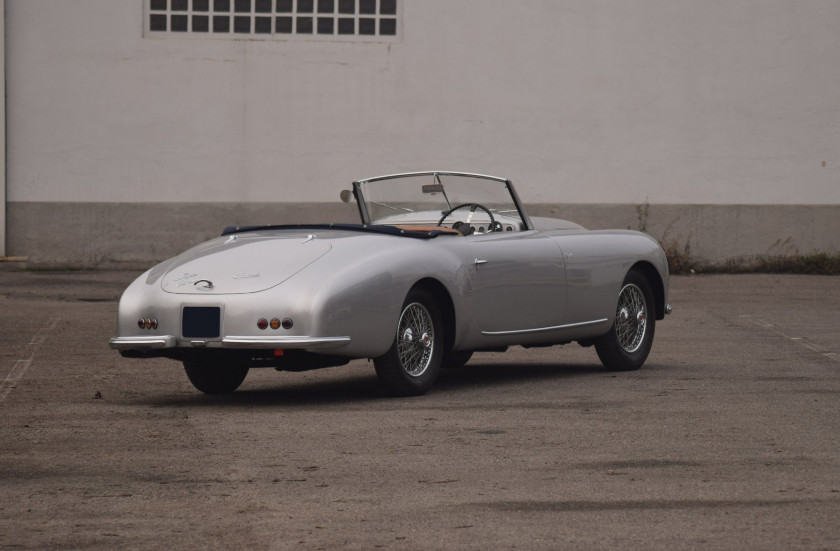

left=443, top=350, right=473, bottom=369
left=594, top=270, right=656, bottom=371
left=374, top=288, right=444, bottom=396
left=183, top=362, right=249, bottom=394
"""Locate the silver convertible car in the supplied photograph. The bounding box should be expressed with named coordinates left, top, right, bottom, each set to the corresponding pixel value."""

left=110, top=171, right=671, bottom=396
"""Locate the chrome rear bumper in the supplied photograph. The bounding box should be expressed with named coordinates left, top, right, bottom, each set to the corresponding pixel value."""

left=110, top=335, right=351, bottom=350
left=220, top=336, right=351, bottom=348
left=109, top=335, right=177, bottom=349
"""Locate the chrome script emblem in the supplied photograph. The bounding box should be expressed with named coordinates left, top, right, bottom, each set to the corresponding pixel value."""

left=174, top=273, right=199, bottom=287
left=233, top=272, right=260, bottom=279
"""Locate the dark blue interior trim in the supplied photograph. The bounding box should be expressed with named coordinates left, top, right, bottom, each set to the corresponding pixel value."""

left=221, top=223, right=457, bottom=239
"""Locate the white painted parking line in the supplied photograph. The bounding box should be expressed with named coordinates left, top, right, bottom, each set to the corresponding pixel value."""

left=0, top=318, right=60, bottom=404
left=740, top=315, right=838, bottom=363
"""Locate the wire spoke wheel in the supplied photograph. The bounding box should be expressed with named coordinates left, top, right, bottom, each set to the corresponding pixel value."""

left=594, top=269, right=656, bottom=372
left=374, top=288, right=444, bottom=396
left=615, top=283, right=647, bottom=353
left=397, top=302, right=435, bottom=377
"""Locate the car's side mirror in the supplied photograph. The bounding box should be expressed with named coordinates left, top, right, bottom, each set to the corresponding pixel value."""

left=340, top=190, right=353, bottom=203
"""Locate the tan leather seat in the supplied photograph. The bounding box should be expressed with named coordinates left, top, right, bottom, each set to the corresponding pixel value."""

left=393, top=225, right=461, bottom=235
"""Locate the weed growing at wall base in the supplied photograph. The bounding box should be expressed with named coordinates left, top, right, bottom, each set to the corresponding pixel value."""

left=661, top=236, right=693, bottom=275
left=718, top=253, right=840, bottom=275
left=665, top=250, right=840, bottom=275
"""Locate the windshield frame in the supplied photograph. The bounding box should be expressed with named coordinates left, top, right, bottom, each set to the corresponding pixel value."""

left=350, top=171, right=533, bottom=231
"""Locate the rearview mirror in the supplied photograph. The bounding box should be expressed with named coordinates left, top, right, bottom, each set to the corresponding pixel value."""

left=422, top=184, right=444, bottom=194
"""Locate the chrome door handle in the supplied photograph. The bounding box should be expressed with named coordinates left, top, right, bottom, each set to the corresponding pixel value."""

left=474, top=258, right=489, bottom=266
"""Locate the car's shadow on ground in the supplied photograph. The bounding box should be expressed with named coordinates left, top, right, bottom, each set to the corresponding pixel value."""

left=436, top=361, right=601, bottom=391
left=142, top=361, right=607, bottom=409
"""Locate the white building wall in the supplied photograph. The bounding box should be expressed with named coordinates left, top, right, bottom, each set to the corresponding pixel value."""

left=4, top=0, right=840, bottom=265
left=7, top=0, right=840, bottom=206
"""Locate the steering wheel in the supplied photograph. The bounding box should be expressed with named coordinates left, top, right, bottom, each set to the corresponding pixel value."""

left=437, top=203, right=496, bottom=235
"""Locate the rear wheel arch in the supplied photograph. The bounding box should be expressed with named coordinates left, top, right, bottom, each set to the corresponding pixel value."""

left=629, top=261, right=665, bottom=320
left=411, top=278, right=457, bottom=355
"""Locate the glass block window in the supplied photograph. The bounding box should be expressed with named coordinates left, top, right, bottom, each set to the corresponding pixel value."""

left=145, top=0, right=399, bottom=40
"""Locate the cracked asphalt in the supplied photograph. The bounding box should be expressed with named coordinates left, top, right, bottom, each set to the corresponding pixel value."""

left=1, top=268, right=838, bottom=550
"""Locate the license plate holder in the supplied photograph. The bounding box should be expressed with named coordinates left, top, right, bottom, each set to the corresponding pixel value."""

left=182, top=306, right=221, bottom=339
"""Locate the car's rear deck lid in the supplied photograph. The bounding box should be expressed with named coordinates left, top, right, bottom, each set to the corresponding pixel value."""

left=161, top=233, right=332, bottom=294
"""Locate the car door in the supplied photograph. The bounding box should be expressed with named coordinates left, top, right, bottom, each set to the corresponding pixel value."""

left=468, top=230, right=567, bottom=335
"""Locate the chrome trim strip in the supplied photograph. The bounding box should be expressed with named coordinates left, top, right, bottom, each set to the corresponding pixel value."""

left=481, top=319, right=609, bottom=337
left=221, top=336, right=351, bottom=349
left=109, top=335, right=177, bottom=349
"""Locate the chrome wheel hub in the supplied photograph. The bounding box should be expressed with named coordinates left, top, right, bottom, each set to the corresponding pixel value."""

left=615, top=283, right=647, bottom=353
left=397, top=302, right=435, bottom=377
left=619, top=307, right=630, bottom=322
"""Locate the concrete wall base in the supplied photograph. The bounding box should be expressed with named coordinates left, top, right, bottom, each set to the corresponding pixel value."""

left=8, top=202, right=839, bottom=268
left=528, top=203, right=840, bottom=266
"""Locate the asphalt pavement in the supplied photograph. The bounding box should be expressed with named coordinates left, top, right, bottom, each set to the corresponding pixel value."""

left=1, top=268, right=838, bottom=550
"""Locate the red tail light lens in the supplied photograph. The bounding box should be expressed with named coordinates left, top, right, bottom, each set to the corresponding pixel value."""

left=138, top=317, right=158, bottom=330
left=257, top=318, right=268, bottom=330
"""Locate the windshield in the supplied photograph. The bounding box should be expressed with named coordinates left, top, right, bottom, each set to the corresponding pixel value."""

left=354, top=172, right=527, bottom=232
